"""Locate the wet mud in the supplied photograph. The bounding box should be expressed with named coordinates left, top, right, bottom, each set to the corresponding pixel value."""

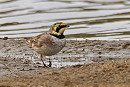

left=0, top=39, right=130, bottom=87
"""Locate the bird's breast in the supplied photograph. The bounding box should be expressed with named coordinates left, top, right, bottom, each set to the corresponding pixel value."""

left=34, top=36, right=66, bottom=56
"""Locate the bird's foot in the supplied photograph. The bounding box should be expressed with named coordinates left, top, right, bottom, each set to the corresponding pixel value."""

left=42, top=63, right=48, bottom=67
left=48, top=61, right=52, bottom=67
left=42, top=61, right=52, bottom=67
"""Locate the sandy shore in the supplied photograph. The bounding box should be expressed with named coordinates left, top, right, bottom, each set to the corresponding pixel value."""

left=0, top=39, right=130, bottom=87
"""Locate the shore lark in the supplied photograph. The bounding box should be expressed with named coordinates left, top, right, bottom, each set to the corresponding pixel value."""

left=21, top=22, right=69, bottom=67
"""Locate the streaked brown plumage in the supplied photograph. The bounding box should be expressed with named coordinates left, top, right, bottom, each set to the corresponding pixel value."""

left=21, top=22, right=69, bottom=67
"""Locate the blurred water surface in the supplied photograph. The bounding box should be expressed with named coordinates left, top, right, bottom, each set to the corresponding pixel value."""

left=0, top=0, right=130, bottom=40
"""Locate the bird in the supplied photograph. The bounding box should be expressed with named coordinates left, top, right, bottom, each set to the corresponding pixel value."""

left=21, top=22, right=69, bottom=67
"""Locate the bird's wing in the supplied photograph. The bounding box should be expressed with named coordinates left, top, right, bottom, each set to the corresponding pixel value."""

left=30, top=32, right=54, bottom=47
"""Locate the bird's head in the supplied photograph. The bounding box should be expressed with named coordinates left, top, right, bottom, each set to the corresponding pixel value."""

left=49, top=22, right=69, bottom=35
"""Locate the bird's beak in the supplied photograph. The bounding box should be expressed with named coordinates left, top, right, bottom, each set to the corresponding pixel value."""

left=67, top=25, right=70, bottom=27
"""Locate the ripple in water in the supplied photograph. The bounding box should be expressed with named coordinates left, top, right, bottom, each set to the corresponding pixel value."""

left=0, top=0, right=130, bottom=40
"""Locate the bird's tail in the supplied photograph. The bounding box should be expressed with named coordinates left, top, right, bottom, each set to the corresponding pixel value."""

left=20, top=37, right=31, bottom=43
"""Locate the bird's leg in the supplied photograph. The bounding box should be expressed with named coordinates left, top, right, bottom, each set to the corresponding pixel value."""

left=40, top=54, right=47, bottom=67
left=48, top=58, right=52, bottom=67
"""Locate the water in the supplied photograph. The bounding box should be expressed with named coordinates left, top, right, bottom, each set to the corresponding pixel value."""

left=0, top=0, right=130, bottom=40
